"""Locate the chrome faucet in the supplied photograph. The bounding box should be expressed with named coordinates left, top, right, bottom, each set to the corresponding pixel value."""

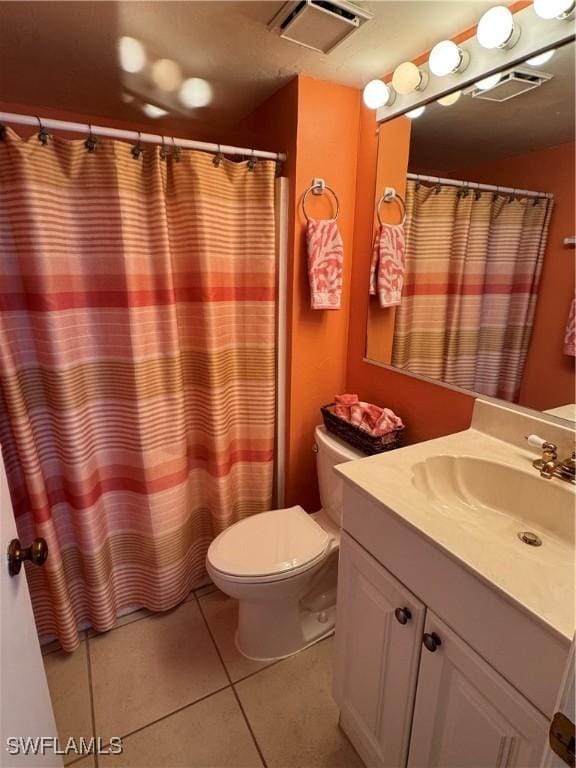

left=526, top=435, right=576, bottom=484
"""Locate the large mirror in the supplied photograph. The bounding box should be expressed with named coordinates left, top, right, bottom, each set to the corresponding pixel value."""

left=366, top=41, right=575, bottom=422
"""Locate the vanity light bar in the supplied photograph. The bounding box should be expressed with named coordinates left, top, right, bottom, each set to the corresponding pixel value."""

left=372, top=3, right=575, bottom=124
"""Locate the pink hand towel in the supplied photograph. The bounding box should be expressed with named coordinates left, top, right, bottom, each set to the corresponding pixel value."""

left=564, top=299, right=575, bottom=356
left=306, top=218, right=344, bottom=310
left=369, top=223, right=406, bottom=308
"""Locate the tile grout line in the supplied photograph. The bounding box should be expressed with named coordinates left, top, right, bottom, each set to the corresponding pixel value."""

left=195, top=592, right=269, bottom=768
left=84, top=630, right=99, bottom=768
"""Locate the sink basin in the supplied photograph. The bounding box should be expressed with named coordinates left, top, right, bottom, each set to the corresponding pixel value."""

left=412, top=455, right=575, bottom=547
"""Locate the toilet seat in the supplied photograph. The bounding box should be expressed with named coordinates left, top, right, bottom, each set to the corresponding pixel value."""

left=207, top=505, right=332, bottom=584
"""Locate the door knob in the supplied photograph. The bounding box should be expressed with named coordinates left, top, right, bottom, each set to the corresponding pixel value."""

left=7, top=538, right=48, bottom=577
left=423, top=632, right=442, bottom=652
left=394, top=607, right=412, bottom=625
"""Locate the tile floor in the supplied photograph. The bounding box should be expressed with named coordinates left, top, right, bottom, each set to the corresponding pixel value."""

left=42, top=586, right=362, bottom=768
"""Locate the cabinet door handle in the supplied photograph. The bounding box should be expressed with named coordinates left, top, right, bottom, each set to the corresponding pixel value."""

left=394, top=607, right=412, bottom=625
left=423, top=632, right=442, bottom=652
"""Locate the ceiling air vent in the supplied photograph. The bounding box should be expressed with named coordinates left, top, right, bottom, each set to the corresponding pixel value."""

left=268, top=0, right=374, bottom=54
left=464, top=66, right=553, bottom=102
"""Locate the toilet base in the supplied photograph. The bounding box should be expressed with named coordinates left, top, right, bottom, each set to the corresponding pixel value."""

left=235, top=603, right=336, bottom=662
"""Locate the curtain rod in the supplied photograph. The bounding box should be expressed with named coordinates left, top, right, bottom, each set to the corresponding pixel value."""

left=0, top=111, right=286, bottom=163
left=407, top=172, right=552, bottom=200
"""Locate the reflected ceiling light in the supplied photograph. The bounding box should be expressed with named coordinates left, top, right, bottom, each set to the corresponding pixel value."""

left=152, top=59, right=183, bottom=92
left=438, top=90, right=462, bottom=106
left=475, top=72, right=503, bottom=90
left=428, top=41, right=469, bottom=76
left=476, top=6, right=519, bottom=49
left=392, top=62, right=428, bottom=95
left=119, top=36, right=146, bottom=73
left=362, top=79, right=394, bottom=109
left=142, top=103, right=168, bottom=118
left=179, top=78, right=213, bottom=108
left=526, top=49, right=555, bottom=66
left=533, top=0, right=575, bottom=19
left=406, top=106, right=426, bottom=119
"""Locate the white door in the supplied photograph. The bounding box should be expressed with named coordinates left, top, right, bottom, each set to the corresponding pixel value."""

left=0, top=452, right=61, bottom=766
left=408, top=612, right=549, bottom=768
left=333, top=532, right=426, bottom=768
left=541, top=636, right=575, bottom=768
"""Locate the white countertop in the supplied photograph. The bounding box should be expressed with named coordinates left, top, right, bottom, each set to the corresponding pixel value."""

left=336, top=401, right=576, bottom=642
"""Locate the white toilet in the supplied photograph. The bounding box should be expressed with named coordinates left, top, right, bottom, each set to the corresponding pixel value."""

left=206, top=425, right=363, bottom=660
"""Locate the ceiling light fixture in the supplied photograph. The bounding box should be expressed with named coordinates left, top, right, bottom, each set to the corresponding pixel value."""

left=362, top=80, right=395, bottom=109
left=475, top=72, right=504, bottom=91
left=119, top=36, right=146, bottom=73
left=151, top=59, right=183, bottom=93
left=142, top=103, right=168, bottom=119
left=428, top=41, right=469, bottom=76
left=438, top=90, right=462, bottom=106
left=179, top=78, right=213, bottom=108
left=476, top=6, right=520, bottom=49
left=406, top=106, right=426, bottom=119
left=526, top=49, right=555, bottom=66
left=533, top=0, right=575, bottom=19
left=392, top=62, right=428, bottom=95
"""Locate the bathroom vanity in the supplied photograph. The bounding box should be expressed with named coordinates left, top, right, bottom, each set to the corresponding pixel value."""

left=332, top=400, right=575, bottom=768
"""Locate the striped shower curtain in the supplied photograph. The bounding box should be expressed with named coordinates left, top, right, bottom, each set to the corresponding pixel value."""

left=392, top=180, right=552, bottom=401
left=0, top=127, right=277, bottom=651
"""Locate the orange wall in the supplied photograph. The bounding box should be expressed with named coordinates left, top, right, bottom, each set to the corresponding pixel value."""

left=227, top=76, right=362, bottom=511
left=457, top=142, right=576, bottom=411
left=346, top=106, right=476, bottom=444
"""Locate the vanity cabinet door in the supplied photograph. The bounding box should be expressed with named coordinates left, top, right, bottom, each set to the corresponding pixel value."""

left=334, top=532, right=426, bottom=768
left=408, top=613, right=549, bottom=768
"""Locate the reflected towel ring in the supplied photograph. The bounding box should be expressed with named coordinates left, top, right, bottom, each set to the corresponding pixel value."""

left=376, top=189, right=406, bottom=226
left=301, top=183, right=340, bottom=223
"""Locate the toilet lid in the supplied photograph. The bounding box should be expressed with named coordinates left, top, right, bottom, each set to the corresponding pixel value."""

left=207, top=506, right=332, bottom=578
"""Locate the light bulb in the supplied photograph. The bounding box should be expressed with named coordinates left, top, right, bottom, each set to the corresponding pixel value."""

left=477, top=6, right=518, bottom=49
left=475, top=73, right=503, bottom=91
left=406, top=106, right=426, bottom=119
left=392, top=62, right=427, bottom=95
left=533, top=0, right=575, bottom=19
left=526, top=50, right=555, bottom=66
left=119, top=36, right=146, bottom=73
left=151, top=59, right=183, bottom=92
left=438, top=91, right=462, bottom=106
left=428, top=41, right=466, bottom=76
left=142, top=103, right=168, bottom=119
left=362, top=80, right=392, bottom=109
left=179, top=78, right=213, bottom=108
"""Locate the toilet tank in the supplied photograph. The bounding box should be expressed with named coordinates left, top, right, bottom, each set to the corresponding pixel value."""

left=314, top=425, right=364, bottom=527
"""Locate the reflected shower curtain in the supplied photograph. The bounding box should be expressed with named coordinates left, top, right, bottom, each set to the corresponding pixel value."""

left=392, top=180, right=553, bottom=401
left=0, top=128, right=276, bottom=651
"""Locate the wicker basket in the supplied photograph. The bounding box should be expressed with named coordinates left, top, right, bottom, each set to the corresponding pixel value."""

left=321, top=403, right=404, bottom=456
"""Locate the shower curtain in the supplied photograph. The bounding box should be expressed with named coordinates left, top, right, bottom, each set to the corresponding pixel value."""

left=0, top=127, right=277, bottom=651
left=392, top=180, right=553, bottom=401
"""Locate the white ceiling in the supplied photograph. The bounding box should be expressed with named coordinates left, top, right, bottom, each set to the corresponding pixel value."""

left=0, top=0, right=495, bottom=137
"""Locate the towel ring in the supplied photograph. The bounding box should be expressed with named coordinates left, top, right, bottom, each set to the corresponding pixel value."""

left=377, top=188, right=406, bottom=226
left=301, top=183, right=340, bottom=223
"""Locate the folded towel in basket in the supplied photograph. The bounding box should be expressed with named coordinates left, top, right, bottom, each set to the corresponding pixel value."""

left=333, top=394, right=403, bottom=437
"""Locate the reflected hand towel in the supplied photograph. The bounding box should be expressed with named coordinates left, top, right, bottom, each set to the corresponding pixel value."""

left=306, top=218, right=344, bottom=309
left=369, top=223, right=406, bottom=307
left=564, top=299, right=575, bottom=356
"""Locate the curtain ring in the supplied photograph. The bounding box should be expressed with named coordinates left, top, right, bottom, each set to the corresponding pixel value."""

left=474, top=184, right=482, bottom=201
left=415, top=175, right=421, bottom=190
left=131, top=131, right=144, bottom=160
left=275, top=151, right=283, bottom=177
left=533, top=196, right=540, bottom=206
left=159, top=135, right=169, bottom=160
left=492, top=186, right=500, bottom=203
left=36, top=116, right=49, bottom=145
left=171, top=137, right=182, bottom=162
left=212, top=144, right=223, bottom=167
left=434, top=181, right=442, bottom=195
left=247, top=148, right=257, bottom=171
left=84, top=124, right=97, bottom=153
left=507, top=189, right=516, bottom=204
